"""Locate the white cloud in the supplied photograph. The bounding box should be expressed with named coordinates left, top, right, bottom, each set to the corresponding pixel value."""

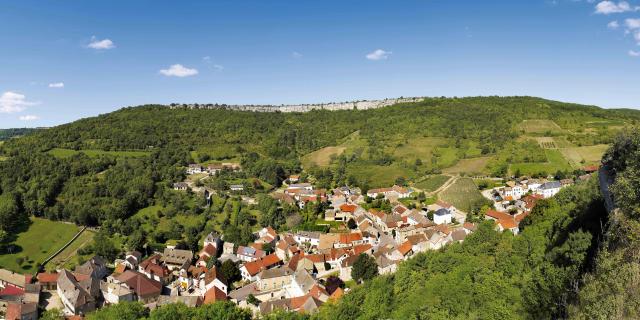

left=159, top=64, right=199, bottom=77
left=629, top=50, right=640, bottom=56
left=595, top=1, right=635, bottom=14
left=0, top=91, right=38, bottom=113
left=366, top=49, right=392, bottom=61
left=212, top=64, right=224, bottom=71
left=87, top=36, right=115, bottom=50
left=634, top=30, right=640, bottom=43
left=608, top=20, right=620, bottom=29
left=626, top=18, right=640, bottom=29
left=19, top=115, right=40, bottom=121
left=292, top=51, right=303, bottom=59
left=48, top=82, right=64, bottom=88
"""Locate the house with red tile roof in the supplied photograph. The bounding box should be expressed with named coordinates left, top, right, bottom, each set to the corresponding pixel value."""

left=240, top=254, right=283, bottom=282
left=116, top=270, right=162, bottom=303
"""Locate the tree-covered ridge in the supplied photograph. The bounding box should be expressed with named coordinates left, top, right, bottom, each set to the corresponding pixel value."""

left=0, top=128, right=41, bottom=141
left=570, top=128, right=640, bottom=319
left=5, top=96, right=638, bottom=156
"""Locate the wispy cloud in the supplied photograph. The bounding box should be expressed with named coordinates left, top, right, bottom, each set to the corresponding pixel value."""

left=608, top=20, right=620, bottom=29
left=87, top=36, right=115, bottom=50
left=48, top=82, right=64, bottom=88
left=159, top=64, right=199, bottom=77
left=366, top=49, right=392, bottom=61
left=625, top=18, right=640, bottom=29
left=292, top=51, right=303, bottom=59
left=19, top=115, right=40, bottom=121
left=594, top=1, right=636, bottom=14
left=203, top=56, right=224, bottom=71
left=0, top=91, right=38, bottom=114
left=629, top=50, right=640, bottom=56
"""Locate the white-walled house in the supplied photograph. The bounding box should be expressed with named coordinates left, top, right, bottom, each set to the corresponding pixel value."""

left=433, top=208, right=452, bottom=225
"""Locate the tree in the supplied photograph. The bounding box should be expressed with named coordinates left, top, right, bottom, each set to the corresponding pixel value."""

left=220, top=259, right=241, bottom=284
left=351, top=253, right=378, bottom=283
left=40, top=309, right=64, bottom=320
left=87, top=302, right=148, bottom=320
left=247, top=294, right=260, bottom=306
left=324, top=275, right=345, bottom=294
left=347, top=218, right=357, bottom=230
left=93, top=231, right=118, bottom=262
left=0, top=193, right=26, bottom=232
left=262, top=242, right=274, bottom=253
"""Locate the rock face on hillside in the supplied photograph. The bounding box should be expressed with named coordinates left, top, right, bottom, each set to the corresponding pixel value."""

left=168, top=97, right=424, bottom=113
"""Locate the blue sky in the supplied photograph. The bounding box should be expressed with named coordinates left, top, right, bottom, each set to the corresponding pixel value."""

left=1, top=0, right=640, bottom=128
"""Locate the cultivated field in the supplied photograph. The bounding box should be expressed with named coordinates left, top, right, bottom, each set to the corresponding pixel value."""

left=414, top=175, right=451, bottom=193
left=509, top=149, right=574, bottom=176
left=443, top=157, right=492, bottom=175
left=346, top=163, right=414, bottom=189
left=48, top=229, right=96, bottom=271
left=0, top=218, right=81, bottom=273
left=521, top=120, right=564, bottom=134
left=438, top=178, right=486, bottom=213
left=560, top=144, right=609, bottom=167
left=48, top=148, right=150, bottom=158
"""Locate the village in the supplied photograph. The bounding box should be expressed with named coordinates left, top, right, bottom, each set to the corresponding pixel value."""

left=0, top=163, right=598, bottom=319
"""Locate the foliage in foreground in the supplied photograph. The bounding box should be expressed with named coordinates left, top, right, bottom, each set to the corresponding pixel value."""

left=314, top=178, right=606, bottom=320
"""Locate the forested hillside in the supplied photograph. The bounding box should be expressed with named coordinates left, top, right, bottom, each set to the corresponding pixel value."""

left=1, top=97, right=638, bottom=319
left=0, top=128, right=41, bottom=141
left=570, top=128, right=640, bottom=319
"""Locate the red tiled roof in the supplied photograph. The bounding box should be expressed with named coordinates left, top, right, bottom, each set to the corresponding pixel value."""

left=201, top=244, right=217, bottom=257
left=485, top=209, right=513, bottom=221
left=309, top=284, right=329, bottom=299
left=0, top=285, right=24, bottom=296
left=203, top=286, right=227, bottom=304
left=139, top=254, right=169, bottom=277
left=498, top=218, right=518, bottom=230
left=397, top=241, right=413, bottom=256
left=243, top=254, right=282, bottom=276
left=113, top=263, right=126, bottom=275
left=36, top=272, right=59, bottom=284
left=116, top=270, right=162, bottom=298
left=6, top=303, right=21, bottom=320
left=304, top=254, right=325, bottom=264
left=339, top=232, right=363, bottom=244
left=583, top=165, right=599, bottom=172
left=353, top=244, right=372, bottom=256
left=339, top=204, right=358, bottom=213
left=204, top=267, right=227, bottom=286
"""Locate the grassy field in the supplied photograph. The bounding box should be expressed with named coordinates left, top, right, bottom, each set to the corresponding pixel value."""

left=521, top=120, right=564, bottom=134
left=438, top=178, right=486, bottom=213
left=302, top=146, right=347, bottom=167
left=301, top=131, right=367, bottom=168
left=414, top=175, right=451, bottom=192
left=392, top=137, right=447, bottom=165
left=509, top=149, right=574, bottom=176
left=0, top=218, right=81, bottom=274
left=346, top=163, right=414, bottom=188
left=48, top=229, right=96, bottom=271
left=134, top=205, right=205, bottom=237
left=443, top=157, right=492, bottom=175
left=48, top=148, right=150, bottom=158
left=560, top=144, right=609, bottom=167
